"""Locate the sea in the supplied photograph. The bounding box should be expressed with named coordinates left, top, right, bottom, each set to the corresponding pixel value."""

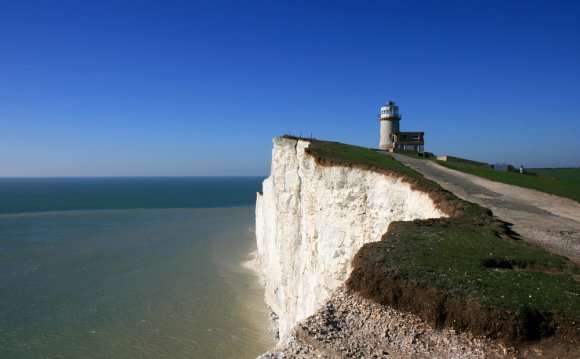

left=0, top=177, right=275, bottom=358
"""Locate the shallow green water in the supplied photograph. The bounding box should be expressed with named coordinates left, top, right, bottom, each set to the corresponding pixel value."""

left=0, top=178, right=274, bottom=358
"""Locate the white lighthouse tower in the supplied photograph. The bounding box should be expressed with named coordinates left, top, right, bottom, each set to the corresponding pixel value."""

left=378, top=100, right=401, bottom=150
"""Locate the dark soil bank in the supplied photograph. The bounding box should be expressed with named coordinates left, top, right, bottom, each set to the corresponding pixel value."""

left=346, top=216, right=579, bottom=353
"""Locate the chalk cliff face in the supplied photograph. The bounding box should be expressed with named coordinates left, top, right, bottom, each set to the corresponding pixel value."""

left=255, top=137, right=446, bottom=339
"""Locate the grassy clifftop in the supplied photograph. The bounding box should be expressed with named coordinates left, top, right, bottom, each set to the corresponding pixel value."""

left=285, top=136, right=579, bottom=347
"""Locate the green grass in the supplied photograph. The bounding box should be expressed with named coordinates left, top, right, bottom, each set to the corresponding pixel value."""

left=297, top=137, right=423, bottom=180
left=532, top=168, right=580, bottom=184
left=437, top=160, right=580, bottom=203
left=291, top=137, right=580, bottom=318
left=384, top=218, right=579, bottom=315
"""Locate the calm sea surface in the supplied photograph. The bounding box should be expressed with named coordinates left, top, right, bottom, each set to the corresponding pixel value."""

left=0, top=177, right=274, bottom=358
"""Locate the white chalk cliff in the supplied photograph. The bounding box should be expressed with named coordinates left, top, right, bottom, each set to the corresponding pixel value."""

left=255, top=137, right=446, bottom=340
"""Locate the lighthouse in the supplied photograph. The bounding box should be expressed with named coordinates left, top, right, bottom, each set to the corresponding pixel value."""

left=378, top=100, right=401, bottom=150
left=378, top=100, right=425, bottom=152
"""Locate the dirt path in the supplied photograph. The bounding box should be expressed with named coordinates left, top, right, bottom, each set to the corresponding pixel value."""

left=390, top=153, right=580, bottom=264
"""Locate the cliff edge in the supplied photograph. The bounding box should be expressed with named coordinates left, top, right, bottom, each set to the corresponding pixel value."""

left=255, top=137, right=446, bottom=339
left=256, top=136, right=579, bottom=358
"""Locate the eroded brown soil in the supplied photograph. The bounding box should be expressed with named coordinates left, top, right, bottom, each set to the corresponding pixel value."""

left=347, top=253, right=579, bottom=350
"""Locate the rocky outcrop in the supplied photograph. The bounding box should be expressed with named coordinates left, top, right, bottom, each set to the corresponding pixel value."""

left=255, top=137, right=446, bottom=340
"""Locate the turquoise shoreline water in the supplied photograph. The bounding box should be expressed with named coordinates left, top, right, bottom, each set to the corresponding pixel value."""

left=0, top=178, right=274, bottom=358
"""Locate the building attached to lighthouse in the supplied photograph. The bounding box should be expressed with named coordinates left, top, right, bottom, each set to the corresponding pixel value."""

left=378, top=100, right=424, bottom=153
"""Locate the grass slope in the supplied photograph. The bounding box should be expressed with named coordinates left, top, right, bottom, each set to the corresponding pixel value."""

left=301, top=137, right=423, bottom=179
left=533, top=168, right=580, bottom=184
left=286, top=136, right=579, bottom=345
left=436, top=160, right=580, bottom=203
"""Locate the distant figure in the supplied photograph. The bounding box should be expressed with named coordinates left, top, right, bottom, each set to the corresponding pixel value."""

left=519, top=165, right=525, bottom=175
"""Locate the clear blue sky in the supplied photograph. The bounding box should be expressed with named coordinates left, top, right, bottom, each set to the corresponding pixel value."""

left=1, top=0, right=579, bottom=176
